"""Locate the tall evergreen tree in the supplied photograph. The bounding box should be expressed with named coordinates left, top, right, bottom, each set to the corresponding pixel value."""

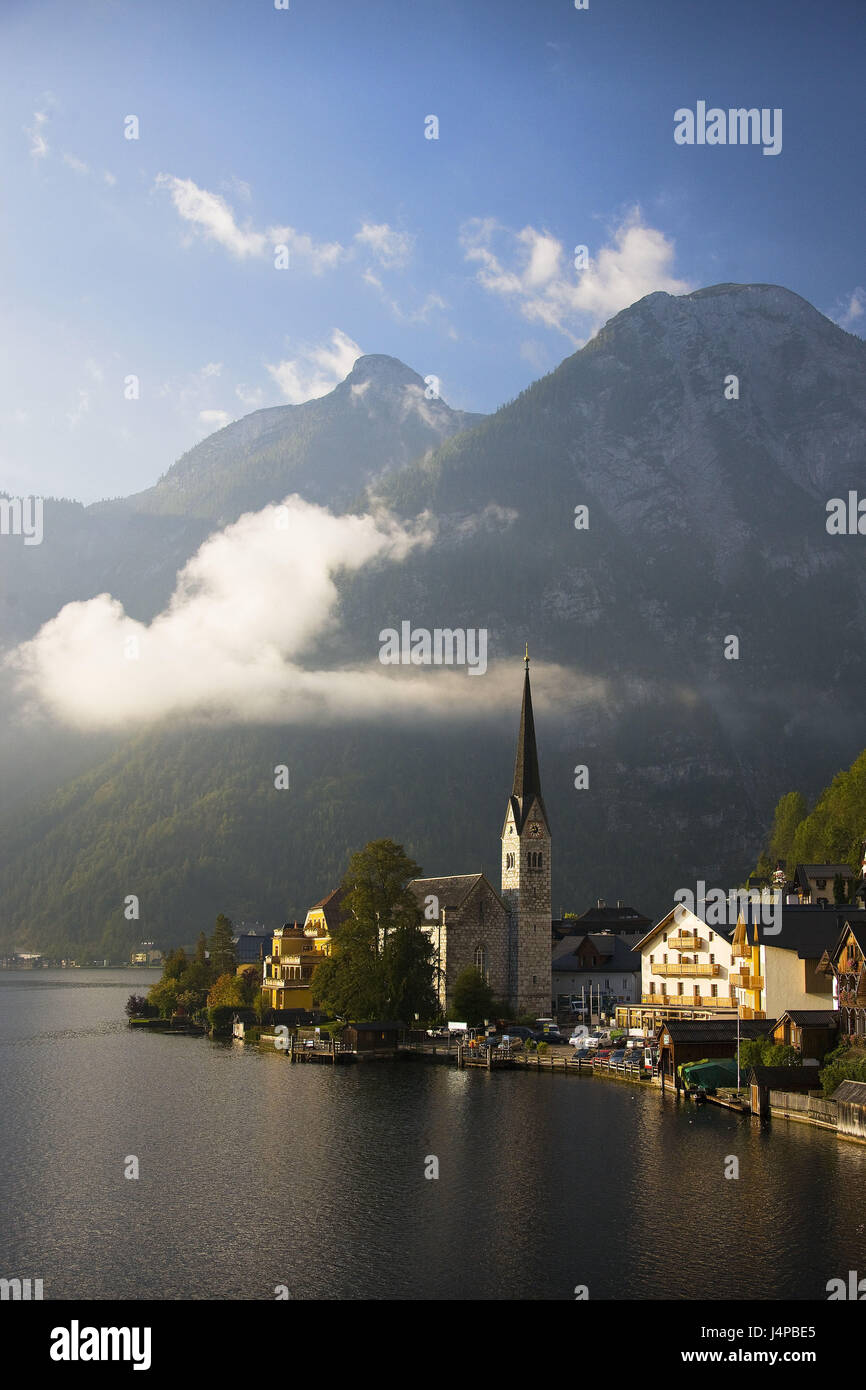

left=195, top=931, right=208, bottom=966
left=209, top=914, right=236, bottom=977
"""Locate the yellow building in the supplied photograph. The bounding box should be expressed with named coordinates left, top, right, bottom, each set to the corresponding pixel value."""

left=261, top=888, right=345, bottom=1012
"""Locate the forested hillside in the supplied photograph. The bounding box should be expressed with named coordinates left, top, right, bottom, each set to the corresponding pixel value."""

left=755, top=750, right=866, bottom=881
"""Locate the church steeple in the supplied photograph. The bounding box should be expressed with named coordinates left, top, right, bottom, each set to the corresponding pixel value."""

left=501, top=648, right=552, bottom=1017
left=510, top=651, right=547, bottom=832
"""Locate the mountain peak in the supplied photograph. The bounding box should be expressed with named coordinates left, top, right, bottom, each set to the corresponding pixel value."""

left=344, top=354, right=424, bottom=389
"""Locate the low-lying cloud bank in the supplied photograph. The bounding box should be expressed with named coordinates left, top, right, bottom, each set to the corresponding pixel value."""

left=6, top=497, right=606, bottom=730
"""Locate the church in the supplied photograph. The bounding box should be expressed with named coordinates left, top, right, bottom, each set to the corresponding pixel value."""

left=407, top=652, right=553, bottom=1019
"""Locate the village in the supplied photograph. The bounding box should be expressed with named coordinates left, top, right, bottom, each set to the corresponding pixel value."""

left=124, top=655, right=866, bottom=1148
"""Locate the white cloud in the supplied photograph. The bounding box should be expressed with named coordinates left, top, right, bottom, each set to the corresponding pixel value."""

left=270, top=225, right=344, bottom=274
left=461, top=209, right=693, bottom=342
left=198, top=409, right=232, bottom=432
left=63, top=152, right=90, bottom=175
left=355, top=221, right=413, bottom=268
left=266, top=329, right=362, bottom=404
left=103, top=171, right=117, bottom=186
left=834, top=287, right=866, bottom=332
left=7, top=495, right=598, bottom=731
left=5, top=498, right=434, bottom=727
left=235, top=383, right=265, bottom=410
left=155, top=174, right=267, bottom=258
left=66, top=390, right=90, bottom=430
left=155, top=174, right=344, bottom=271
left=25, top=110, right=50, bottom=159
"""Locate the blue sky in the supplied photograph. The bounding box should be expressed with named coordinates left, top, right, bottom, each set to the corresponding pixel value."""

left=1, top=0, right=863, bottom=503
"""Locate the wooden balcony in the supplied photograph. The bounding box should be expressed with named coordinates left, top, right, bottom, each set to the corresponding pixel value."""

left=641, top=994, right=737, bottom=1011
left=667, top=933, right=704, bottom=951
left=730, top=972, right=764, bottom=989
left=652, top=962, right=721, bottom=977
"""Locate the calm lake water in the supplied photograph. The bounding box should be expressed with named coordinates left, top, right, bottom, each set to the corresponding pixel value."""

left=1, top=970, right=864, bottom=1300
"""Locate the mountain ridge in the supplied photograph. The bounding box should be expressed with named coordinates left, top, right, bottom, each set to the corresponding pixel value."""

left=2, top=282, right=865, bottom=958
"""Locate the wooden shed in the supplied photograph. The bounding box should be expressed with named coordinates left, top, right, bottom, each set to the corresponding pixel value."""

left=656, top=1018, right=776, bottom=1091
left=748, top=1065, right=817, bottom=1118
left=832, top=1079, right=866, bottom=1140
left=343, top=1021, right=405, bottom=1052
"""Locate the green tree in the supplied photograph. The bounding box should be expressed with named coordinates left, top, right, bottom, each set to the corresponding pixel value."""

left=382, top=918, right=438, bottom=1021
left=206, top=972, right=245, bottom=1010
left=738, top=1035, right=801, bottom=1070
left=148, top=977, right=180, bottom=1019
left=237, top=965, right=262, bottom=1005
left=452, top=967, right=495, bottom=1027
left=768, top=791, right=808, bottom=865
left=312, top=839, right=428, bottom=1020
left=195, top=931, right=208, bottom=966
left=163, top=947, right=188, bottom=981
left=209, top=914, right=236, bottom=977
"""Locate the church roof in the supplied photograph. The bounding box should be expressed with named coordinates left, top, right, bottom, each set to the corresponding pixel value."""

left=509, top=661, right=548, bottom=832
left=407, top=874, right=505, bottom=912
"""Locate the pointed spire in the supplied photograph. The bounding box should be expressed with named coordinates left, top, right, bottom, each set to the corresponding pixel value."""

left=510, top=653, right=546, bottom=830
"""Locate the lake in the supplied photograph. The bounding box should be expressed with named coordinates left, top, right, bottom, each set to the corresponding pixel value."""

left=1, top=970, right=863, bottom=1300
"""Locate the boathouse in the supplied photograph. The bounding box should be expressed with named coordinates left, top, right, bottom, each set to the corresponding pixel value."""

left=656, top=1018, right=776, bottom=1090
left=343, top=1021, right=406, bottom=1052
left=747, top=1065, right=817, bottom=1118
left=832, top=1080, right=866, bottom=1140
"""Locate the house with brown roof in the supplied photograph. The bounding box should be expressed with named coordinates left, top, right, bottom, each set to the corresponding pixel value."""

left=818, top=920, right=866, bottom=1039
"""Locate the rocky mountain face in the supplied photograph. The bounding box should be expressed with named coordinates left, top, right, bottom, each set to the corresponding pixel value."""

left=0, top=356, right=482, bottom=641
left=2, top=284, right=865, bottom=957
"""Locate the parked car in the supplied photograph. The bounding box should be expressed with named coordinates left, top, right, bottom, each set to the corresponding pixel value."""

left=426, top=1026, right=450, bottom=1037
left=503, top=1025, right=534, bottom=1040
left=609, top=1049, right=627, bottom=1064
left=571, top=1047, right=593, bottom=1060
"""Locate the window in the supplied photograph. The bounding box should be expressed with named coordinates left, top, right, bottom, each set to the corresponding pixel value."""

left=474, top=944, right=488, bottom=982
